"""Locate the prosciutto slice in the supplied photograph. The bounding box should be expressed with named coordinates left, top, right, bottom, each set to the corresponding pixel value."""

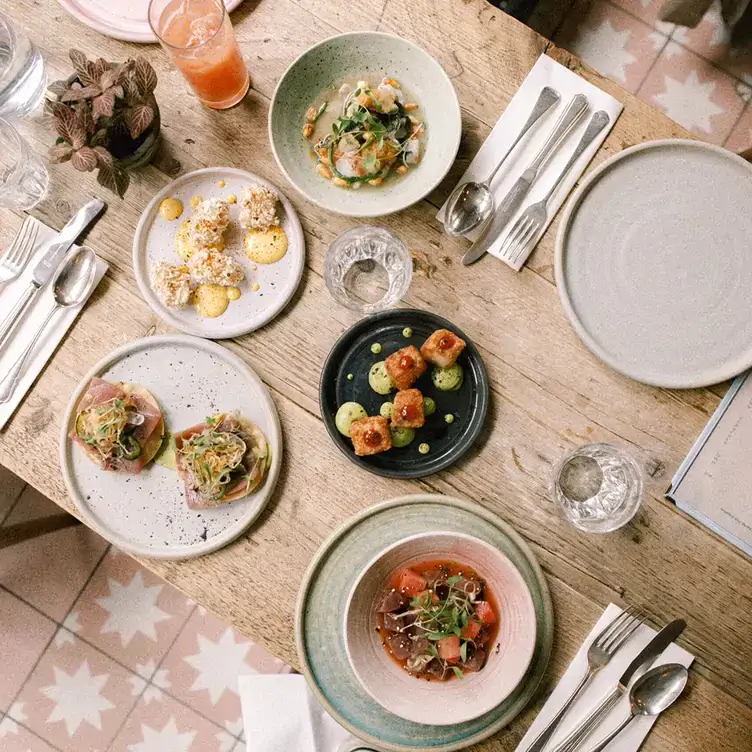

left=71, top=378, right=164, bottom=474
left=175, top=413, right=269, bottom=509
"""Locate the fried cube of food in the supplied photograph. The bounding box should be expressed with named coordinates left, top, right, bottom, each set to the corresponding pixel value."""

left=392, top=388, right=425, bottom=429
left=384, top=345, right=427, bottom=390
left=350, top=415, right=392, bottom=457
left=420, top=329, right=466, bottom=369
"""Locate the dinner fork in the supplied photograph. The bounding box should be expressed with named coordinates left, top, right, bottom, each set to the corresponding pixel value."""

left=0, top=217, right=38, bottom=285
left=523, top=605, right=644, bottom=752
left=500, top=111, right=610, bottom=267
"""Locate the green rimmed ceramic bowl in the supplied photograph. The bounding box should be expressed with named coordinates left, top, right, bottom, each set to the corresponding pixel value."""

left=269, top=32, right=462, bottom=218
left=295, top=495, right=554, bottom=751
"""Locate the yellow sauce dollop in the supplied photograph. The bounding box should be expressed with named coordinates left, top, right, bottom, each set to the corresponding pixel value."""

left=174, top=219, right=196, bottom=261
left=226, top=286, right=241, bottom=301
left=251, top=282, right=260, bottom=292
left=217, top=180, right=226, bottom=188
left=159, top=197, right=183, bottom=221
left=194, top=284, right=230, bottom=318
left=244, top=226, right=289, bottom=264
left=226, top=194, right=238, bottom=204
left=190, top=195, right=202, bottom=208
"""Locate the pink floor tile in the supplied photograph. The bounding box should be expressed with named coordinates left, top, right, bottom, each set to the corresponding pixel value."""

left=71, top=547, right=194, bottom=677
left=638, top=41, right=749, bottom=143
left=555, top=0, right=668, bottom=93
left=0, top=589, right=56, bottom=713
left=111, top=689, right=236, bottom=752
left=610, top=0, right=675, bottom=31
left=160, top=606, right=290, bottom=730
left=0, top=487, right=108, bottom=620
left=0, top=713, right=57, bottom=752
left=12, top=630, right=140, bottom=752
left=725, top=104, right=752, bottom=152
left=0, top=467, right=25, bottom=522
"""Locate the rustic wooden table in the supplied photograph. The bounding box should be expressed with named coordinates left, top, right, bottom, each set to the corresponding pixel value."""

left=1, top=1, right=750, bottom=749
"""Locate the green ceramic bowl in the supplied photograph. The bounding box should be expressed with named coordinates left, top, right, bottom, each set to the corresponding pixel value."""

left=269, top=31, right=462, bottom=217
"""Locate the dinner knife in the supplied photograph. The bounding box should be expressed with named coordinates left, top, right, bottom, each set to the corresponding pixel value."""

left=549, top=618, right=687, bottom=752
left=0, top=198, right=104, bottom=352
left=461, top=93, right=588, bottom=266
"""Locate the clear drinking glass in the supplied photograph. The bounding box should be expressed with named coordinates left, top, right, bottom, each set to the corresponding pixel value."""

left=0, top=118, right=49, bottom=210
left=551, top=443, right=643, bottom=533
left=0, top=13, right=46, bottom=118
left=324, top=226, right=413, bottom=314
left=148, top=0, right=250, bottom=110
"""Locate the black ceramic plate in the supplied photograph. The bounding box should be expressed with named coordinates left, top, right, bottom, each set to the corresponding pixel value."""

left=320, top=309, right=489, bottom=478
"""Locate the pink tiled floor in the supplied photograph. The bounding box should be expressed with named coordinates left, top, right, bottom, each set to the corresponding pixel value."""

left=543, top=0, right=752, bottom=152
left=0, top=466, right=288, bottom=752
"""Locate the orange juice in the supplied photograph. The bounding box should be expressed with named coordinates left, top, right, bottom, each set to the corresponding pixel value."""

left=149, top=0, right=250, bottom=110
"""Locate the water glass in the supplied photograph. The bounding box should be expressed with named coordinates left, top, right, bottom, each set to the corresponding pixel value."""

left=324, top=226, right=412, bottom=314
left=551, top=443, right=643, bottom=533
left=0, top=13, right=46, bottom=118
left=0, top=118, right=48, bottom=210
left=149, top=0, right=249, bottom=110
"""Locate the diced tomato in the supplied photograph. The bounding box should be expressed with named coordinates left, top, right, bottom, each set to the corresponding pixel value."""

left=396, top=568, right=427, bottom=597
left=437, top=635, right=462, bottom=663
left=415, top=589, right=439, bottom=605
left=475, top=601, right=496, bottom=626
left=461, top=619, right=482, bottom=640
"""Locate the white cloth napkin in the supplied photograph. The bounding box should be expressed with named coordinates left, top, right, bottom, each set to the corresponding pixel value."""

left=239, top=674, right=376, bottom=752
left=515, top=603, right=694, bottom=752
left=438, top=54, right=623, bottom=271
left=0, top=216, right=108, bottom=429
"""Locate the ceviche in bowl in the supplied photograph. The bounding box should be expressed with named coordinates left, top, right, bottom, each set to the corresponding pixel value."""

left=304, top=76, right=424, bottom=188
left=344, top=531, right=537, bottom=726
left=269, top=31, right=461, bottom=217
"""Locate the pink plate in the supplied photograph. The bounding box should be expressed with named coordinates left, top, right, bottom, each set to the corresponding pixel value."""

left=57, top=0, right=244, bottom=43
left=344, top=531, right=537, bottom=726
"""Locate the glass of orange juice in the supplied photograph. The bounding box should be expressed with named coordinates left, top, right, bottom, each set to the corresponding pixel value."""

left=148, top=0, right=250, bottom=110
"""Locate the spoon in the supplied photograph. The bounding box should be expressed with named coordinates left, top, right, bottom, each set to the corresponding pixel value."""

left=442, top=86, right=560, bottom=237
left=586, top=663, right=688, bottom=752
left=0, top=246, right=97, bottom=404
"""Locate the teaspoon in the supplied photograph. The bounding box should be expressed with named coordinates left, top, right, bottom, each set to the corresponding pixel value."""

left=443, top=86, right=560, bottom=237
left=0, top=246, right=97, bottom=404
left=586, top=663, right=688, bottom=752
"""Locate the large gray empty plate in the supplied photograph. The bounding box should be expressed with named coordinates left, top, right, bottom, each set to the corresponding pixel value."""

left=556, top=139, right=752, bottom=388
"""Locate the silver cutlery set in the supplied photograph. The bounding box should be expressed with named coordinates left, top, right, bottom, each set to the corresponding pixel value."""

left=443, top=87, right=610, bottom=267
left=0, top=198, right=104, bottom=404
left=524, top=607, right=688, bottom=752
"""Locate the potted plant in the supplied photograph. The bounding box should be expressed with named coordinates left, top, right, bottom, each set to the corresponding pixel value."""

left=48, top=49, right=161, bottom=197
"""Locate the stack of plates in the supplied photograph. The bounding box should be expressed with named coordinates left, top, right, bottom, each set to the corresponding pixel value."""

left=295, top=494, right=554, bottom=751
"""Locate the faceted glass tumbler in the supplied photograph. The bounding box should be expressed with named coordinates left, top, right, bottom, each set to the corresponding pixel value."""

left=551, top=443, right=643, bottom=533
left=324, top=226, right=412, bottom=314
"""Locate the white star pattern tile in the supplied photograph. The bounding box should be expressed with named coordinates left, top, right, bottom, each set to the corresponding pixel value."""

left=96, top=573, right=171, bottom=647
left=42, top=661, right=115, bottom=735
left=160, top=607, right=290, bottom=730
left=184, top=629, right=256, bottom=705
left=110, top=690, right=232, bottom=752
left=555, top=0, right=666, bottom=93
left=12, top=630, right=140, bottom=752
left=130, top=717, right=196, bottom=752
left=71, top=549, right=193, bottom=675
left=640, top=41, right=747, bottom=144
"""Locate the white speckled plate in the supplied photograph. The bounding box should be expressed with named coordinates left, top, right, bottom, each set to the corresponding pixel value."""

left=57, top=0, right=244, bottom=43
left=556, top=139, right=752, bottom=388
left=59, top=334, right=282, bottom=559
left=133, top=167, right=305, bottom=340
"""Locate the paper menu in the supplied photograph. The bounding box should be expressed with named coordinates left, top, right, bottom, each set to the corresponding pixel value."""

left=668, top=371, right=752, bottom=558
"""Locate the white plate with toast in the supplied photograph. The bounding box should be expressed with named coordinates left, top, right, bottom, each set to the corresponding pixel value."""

left=133, top=167, right=305, bottom=340
left=59, top=334, right=282, bottom=559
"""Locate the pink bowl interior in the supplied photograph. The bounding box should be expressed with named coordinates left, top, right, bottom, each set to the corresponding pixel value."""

left=344, top=531, right=537, bottom=726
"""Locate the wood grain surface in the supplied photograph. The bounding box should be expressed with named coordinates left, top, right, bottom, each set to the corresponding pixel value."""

left=0, top=1, right=750, bottom=749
